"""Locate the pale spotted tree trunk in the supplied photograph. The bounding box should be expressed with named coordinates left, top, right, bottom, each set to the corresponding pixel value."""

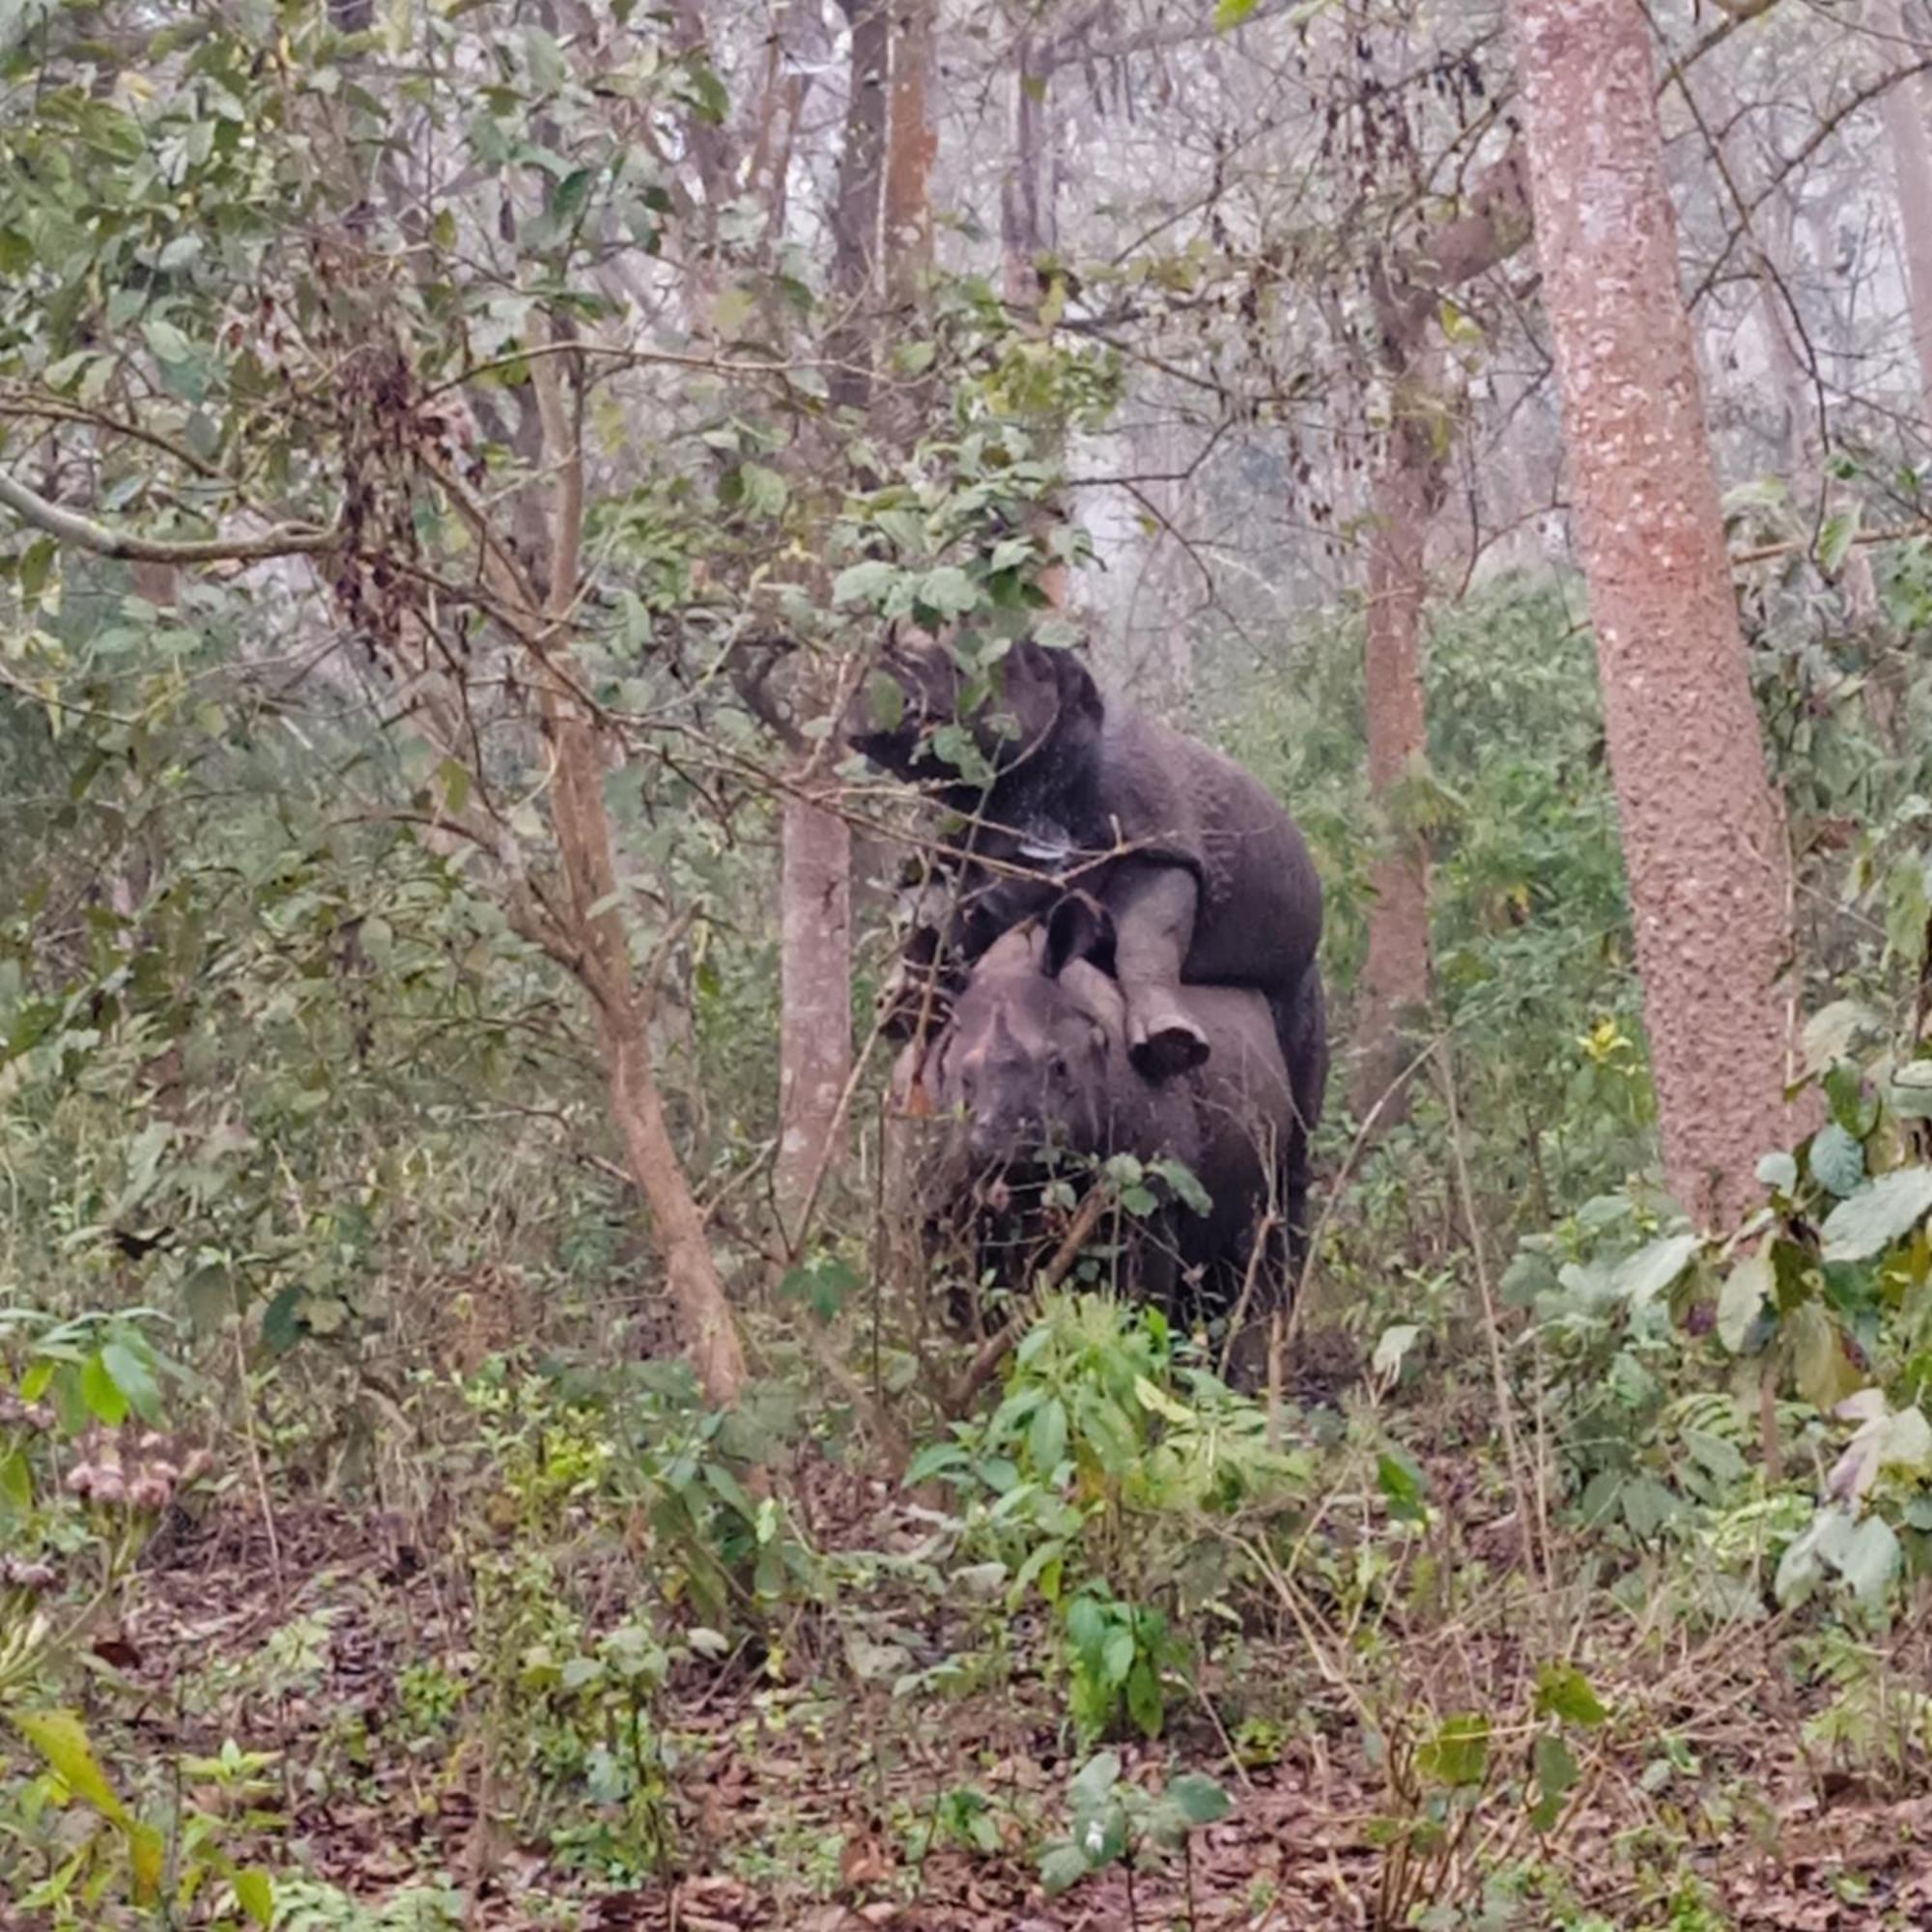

left=1509, top=0, right=1806, bottom=1225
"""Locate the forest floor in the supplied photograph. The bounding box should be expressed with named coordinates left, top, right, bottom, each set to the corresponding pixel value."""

left=113, top=1460, right=1932, bottom=1932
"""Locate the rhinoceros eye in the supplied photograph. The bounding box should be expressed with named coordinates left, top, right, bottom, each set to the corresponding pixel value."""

left=1049, top=1053, right=1070, bottom=1081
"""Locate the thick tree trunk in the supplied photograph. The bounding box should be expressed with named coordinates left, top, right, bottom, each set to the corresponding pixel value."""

left=1352, top=371, right=1447, bottom=1120
left=1874, top=0, right=1932, bottom=424
left=1510, top=0, right=1806, bottom=1227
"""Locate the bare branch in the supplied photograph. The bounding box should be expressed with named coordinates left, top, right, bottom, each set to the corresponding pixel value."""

left=0, top=469, right=338, bottom=564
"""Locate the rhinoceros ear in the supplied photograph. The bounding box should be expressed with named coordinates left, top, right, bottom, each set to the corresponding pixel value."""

left=1043, top=891, right=1117, bottom=979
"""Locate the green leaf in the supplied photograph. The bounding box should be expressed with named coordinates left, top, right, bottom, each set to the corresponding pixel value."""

left=1132, top=1374, right=1192, bottom=1426
left=914, top=565, right=980, bottom=619
left=1717, top=1250, right=1774, bottom=1354
left=143, top=317, right=193, bottom=364
left=78, top=1350, right=129, bottom=1428
left=833, top=559, right=897, bottom=606
left=1213, top=0, right=1261, bottom=28
left=1790, top=1301, right=1861, bottom=1409
left=1810, top=1122, right=1866, bottom=1199
left=1620, top=1474, right=1678, bottom=1538
left=1612, top=1233, right=1699, bottom=1307
left=1099, top=1624, right=1135, bottom=1688
left=1819, top=1169, right=1932, bottom=1262
left=1376, top=1445, right=1429, bottom=1522
left=1167, top=1771, right=1231, bottom=1826
left=1039, top=1842, right=1093, bottom=1892
left=1756, top=1150, right=1799, bottom=1194
left=1804, top=1001, right=1882, bottom=1075
left=1529, top=1733, right=1579, bottom=1832
left=1837, top=1516, right=1902, bottom=1608
left=100, top=1340, right=161, bottom=1425
left=1372, top=1323, right=1422, bottom=1383
left=11, top=1710, right=128, bottom=1823
left=1818, top=505, right=1860, bottom=576
left=1068, top=1749, right=1122, bottom=1810
left=1124, top=1655, right=1163, bottom=1736
left=128, top=1821, right=165, bottom=1905
left=1416, top=1713, right=1490, bottom=1789
left=1029, top=1395, right=1067, bottom=1473
left=233, top=1869, right=274, bottom=1927
left=1534, top=1663, right=1609, bottom=1727
left=902, top=1440, right=968, bottom=1486
left=1150, top=1157, right=1211, bottom=1215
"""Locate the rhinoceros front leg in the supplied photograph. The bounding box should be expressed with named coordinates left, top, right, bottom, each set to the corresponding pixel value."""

left=1109, top=863, right=1210, bottom=1077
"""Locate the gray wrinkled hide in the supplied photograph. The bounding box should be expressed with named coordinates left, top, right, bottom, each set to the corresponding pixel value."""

left=886, top=925, right=1298, bottom=1354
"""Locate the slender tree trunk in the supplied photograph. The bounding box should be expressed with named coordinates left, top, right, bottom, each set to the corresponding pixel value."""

left=1350, top=146, right=1528, bottom=1122
left=1353, top=359, right=1447, bottom=1120
left=1509, top=0, right=1807, bottom=1226
left=527, top=354, right=748, bottom=1405
left=773, top=0, right=899, bottom=1238
left=1874, top=0, right=1932, bottom=424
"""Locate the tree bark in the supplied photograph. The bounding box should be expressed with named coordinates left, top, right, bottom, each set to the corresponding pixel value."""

left=1352, top=355, right=1447, bottom=1121
left=1350, top=147, right=1530, bottom=1122
left=1874, top=0, right=1932, bottom=424
left=1509, top=0, right=1807, bottom=1227
left=528, top=352, right=748, bottom=1405
left=773, top=0, right=901, bottom=1237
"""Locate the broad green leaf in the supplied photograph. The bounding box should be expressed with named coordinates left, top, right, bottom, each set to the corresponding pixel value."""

left=233, top=1868, right=274, bottom=1928
left=902, top=1440, right=968, bottom=1486
left=78, top=1350, right=129, bottom=1428
left=1167, top=1771, right=1231, bottom=1826
left=915, top=564, right=980, bottom=618
left=1776, top=1507, right=1852, bottom=1607
left=1372, top=1323, right=1422, bottom=1383
left=1124, top=1655, right=1163, bottom=1736
left=1029, top=1395, right=1067, bottom=1474
left=128, top=1821, right=165, bottom=1904
left=1819, top=1168, right=1932, bottom=1262
left=1818, top=505, right=1860, bottom=576
left=1213, top=0, right=1261, bottom=27
left=1534, top=1663, right=1609, bottom=1727
left=1803, top=1001, right=1882, bottom=1075
left=1416, top=1712, right=1490, bottom=1789
left=1099, top=1624, right=1135, bottom=1688
left=832, top=559, right=896, bottom=606
left=1790, top=1302, right=1862, bottom=1409
left=11, top=1710, right=128, bottom=1823
left=1377, top=1445, right=1429, bottom=1522
left=1620, top=1475, right=1678, bottom=1538
left=143, top=317, right=192, bottom=364
left=1836, top=1516, right=1902, bottom=1609
left=1067, top=1749, right=1121, bottom=1810
left=100, top=1340, right=160, bottom=1425
left=1613, top=1233, right=1699, bottom=1307
left=1756, top=1150, right=1799, bottom=1194
left=1529, top=1733, right=1579, bottom=1832
left=1038, top=1841, right=1093, bottom=1892
left=1809, top=1122, right=1865, bottom=1199
left=1717, top=1250, right=1774, bottom=1354
left=1132, top=1374, right=1192, bottom=1426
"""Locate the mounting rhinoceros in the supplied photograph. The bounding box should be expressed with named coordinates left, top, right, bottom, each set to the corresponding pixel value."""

left=847, top=634, right=1325, bottom=1110
left=890, top=895, right=1321, bottom=1373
